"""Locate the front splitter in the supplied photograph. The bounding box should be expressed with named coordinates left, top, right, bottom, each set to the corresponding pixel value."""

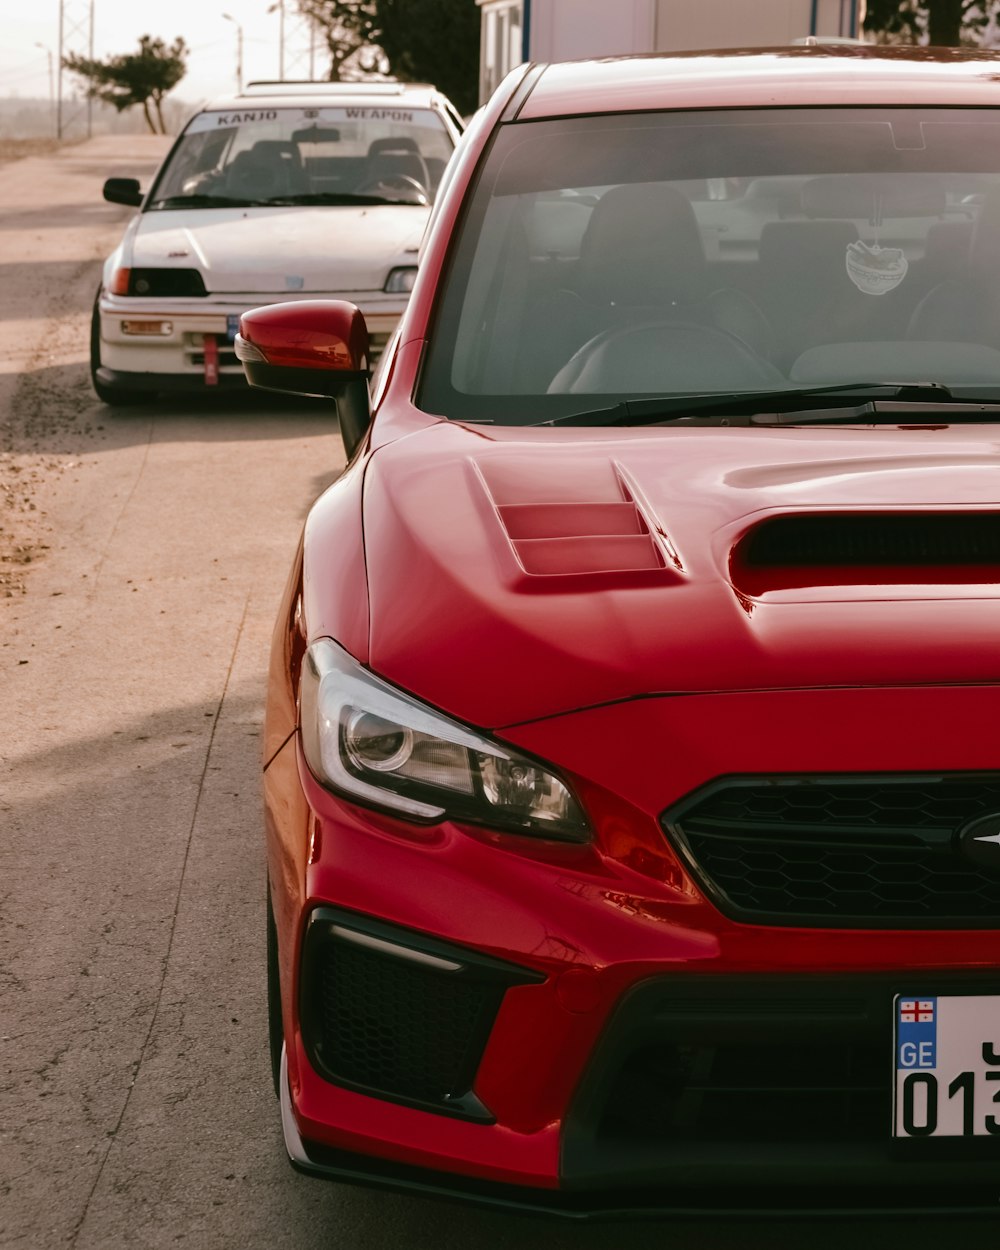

left=277, top=1049, right=1000, bottom=1220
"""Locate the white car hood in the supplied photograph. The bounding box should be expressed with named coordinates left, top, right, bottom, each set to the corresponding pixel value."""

left=128, top=205, right=427, bottom=293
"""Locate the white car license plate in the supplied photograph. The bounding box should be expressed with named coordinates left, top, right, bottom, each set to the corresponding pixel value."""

left=894, top=994, right=1000, bottom=1137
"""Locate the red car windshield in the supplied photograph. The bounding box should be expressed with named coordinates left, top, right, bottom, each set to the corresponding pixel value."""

left=420, top=107, right=1000, bottom=423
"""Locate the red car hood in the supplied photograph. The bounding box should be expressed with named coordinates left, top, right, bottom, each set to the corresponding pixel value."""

left=360, top=419, right=1000, bottom=727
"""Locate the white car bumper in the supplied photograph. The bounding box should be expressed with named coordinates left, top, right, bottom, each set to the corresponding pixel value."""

left=96, top=290, right=406, bottom=391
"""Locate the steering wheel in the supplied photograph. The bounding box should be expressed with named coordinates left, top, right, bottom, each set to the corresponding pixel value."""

left=548, top=319, right=786, bottom=394
left=354, top=173, right=429, bottom=205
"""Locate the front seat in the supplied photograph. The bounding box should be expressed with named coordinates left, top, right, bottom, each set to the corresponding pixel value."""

left=360, top=136, right=430, bottom=194
left=908, top=192, right=1000, bottom=345
left=538, top=182, right=772, bottom=382
left=226, top=140, right=309, bottom=200
left=754, top=220, right=866, bottom=370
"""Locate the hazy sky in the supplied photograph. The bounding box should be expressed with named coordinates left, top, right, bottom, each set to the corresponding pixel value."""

left=2, top=1, right=323, bottom=106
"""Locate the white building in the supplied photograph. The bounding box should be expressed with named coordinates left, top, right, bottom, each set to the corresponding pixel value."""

left=478, top=0, right=867, bottom=103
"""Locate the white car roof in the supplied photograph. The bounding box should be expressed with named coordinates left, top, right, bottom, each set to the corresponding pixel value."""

left=198, top=80, right=449, bottom=113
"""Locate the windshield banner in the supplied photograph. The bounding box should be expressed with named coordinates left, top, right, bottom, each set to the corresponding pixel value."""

left=187, top=106, right=428, bottom=132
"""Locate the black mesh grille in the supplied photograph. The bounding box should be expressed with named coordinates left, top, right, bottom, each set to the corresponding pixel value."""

left=316, top=943, right=493, bottom=1102
left=665, top=775, right=1000, bottom=926
left=581, top=977, right=1000, bottom=1162
left=299, top=910, right=541, bottom=1119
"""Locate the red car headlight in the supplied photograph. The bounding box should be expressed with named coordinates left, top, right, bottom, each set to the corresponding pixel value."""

left=300, top=638, right=590, bottom=842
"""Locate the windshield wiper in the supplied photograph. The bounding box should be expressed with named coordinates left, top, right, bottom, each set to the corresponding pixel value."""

left=148, top=194, right=272, bottom=209
left=264, top=192, right=422, bottom=206
left=543, top=382, right=1000, bottom=428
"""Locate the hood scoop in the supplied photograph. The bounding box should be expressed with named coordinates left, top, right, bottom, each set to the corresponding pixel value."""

left=475, top=458, right=682, bottom=582
left=734, top=512, right=1000, bottom=592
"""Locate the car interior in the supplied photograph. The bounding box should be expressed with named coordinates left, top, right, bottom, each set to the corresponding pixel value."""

left=432, top=110, right=1000, bottom=406
left=528, top=175, right=994, bottom=394
left=160, top=115, right=454, bottom=206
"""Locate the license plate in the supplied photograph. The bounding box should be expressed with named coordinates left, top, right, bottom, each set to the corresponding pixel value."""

left=893, top=994, right=1000, bottom=1137
left=226, top=314, right=240, bottom=343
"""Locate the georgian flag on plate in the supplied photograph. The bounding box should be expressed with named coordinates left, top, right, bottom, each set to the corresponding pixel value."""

left=900, top=999, right=935, bottom=1024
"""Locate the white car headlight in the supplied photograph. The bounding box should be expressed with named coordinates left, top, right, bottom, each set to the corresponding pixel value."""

left=300, top=639, right=590, bottom=841
left=383, top=266, right=418, bottom=294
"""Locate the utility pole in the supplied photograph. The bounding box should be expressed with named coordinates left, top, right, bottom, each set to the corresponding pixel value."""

left=269, top=0, right=287, bottom=78
left=57, top=0, right=95, bottom=140
left=222, top=13, right=244, bottom=93
left=269, top=0, right=319, bottom=80
left=34, top=42, right=55, bottom=137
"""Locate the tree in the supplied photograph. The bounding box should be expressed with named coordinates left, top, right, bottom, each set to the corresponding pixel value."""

left=63, top=35, right=187, bottom=134
left=295, top=1, right=383, bottom=80
left=375, top=0, right=480, bottom=116
left=298, top=0, right=480, bottom=114
left=864, top=0, right=999, bottom=46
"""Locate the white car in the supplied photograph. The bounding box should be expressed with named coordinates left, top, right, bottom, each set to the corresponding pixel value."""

left=92, top=81, right=463, bottom=404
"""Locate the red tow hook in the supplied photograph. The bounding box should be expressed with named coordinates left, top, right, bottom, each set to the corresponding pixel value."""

left=203, top=334, right=219, bottom=386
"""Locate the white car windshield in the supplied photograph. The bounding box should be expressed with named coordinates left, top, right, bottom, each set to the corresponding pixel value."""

left=149, top=105, right=455, bottom=208
left=419, top=107, right=1000, bottom=423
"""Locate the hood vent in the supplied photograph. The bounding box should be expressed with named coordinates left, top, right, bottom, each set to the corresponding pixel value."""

left=734, top=513, right=1000, bottom=592
left=475, top=458, right=679, bottom=582
left=497, top=501, right=664, bottom=576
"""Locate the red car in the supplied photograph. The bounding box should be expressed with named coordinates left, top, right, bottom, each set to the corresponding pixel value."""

left=242, top=46, right=1000, bottom=1216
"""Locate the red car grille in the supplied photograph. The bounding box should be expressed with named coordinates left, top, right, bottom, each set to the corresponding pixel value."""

left=664, top=774, right=1000, bottom=927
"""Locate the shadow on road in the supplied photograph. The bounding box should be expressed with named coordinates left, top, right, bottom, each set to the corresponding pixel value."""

left=0, top=202, right=126, bottom=234
left=0, top=259, right=116, bottom=298
left=6, top=358, right=343, bottom=454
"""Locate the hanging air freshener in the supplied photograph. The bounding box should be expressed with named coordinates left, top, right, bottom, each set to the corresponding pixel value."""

left=846, top=190, right=908, bottom=295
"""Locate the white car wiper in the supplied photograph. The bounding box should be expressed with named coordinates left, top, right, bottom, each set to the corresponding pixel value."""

left=148, top=194, right=272, bottom=209
left=264, top=192, right=423, bottom=207
left=543, top=382, right=1000, bottom=428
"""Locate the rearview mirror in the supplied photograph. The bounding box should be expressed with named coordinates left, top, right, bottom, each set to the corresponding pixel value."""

left=235, top=300, right=372, bottom=458
left=103, top=177, right=143, bottom=207
left=292, top=125, right=341, bottom=144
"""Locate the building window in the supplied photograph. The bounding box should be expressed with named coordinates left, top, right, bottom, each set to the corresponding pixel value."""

left=480, top=1, right=524, bottom=104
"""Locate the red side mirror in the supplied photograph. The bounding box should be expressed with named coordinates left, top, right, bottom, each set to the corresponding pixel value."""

left=235, top=300, right=370, bottom=395
left=236, top=300, right=373, bottom=457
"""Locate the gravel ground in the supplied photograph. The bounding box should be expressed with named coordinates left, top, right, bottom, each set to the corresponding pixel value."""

left=0, top=134, right=165, bottom=598
left=0, top=287, right=105, bottom=598
left=0, top=137, right=78, bottom=166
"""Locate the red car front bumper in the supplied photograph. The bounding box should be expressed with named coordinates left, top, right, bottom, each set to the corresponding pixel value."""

left=264, top=683, right=1000, bottom=1215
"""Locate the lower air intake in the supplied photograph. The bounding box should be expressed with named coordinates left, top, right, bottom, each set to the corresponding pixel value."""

left=299, top=908, right=541, bottom=1121
left=602, top=1036, right=885, bottom=1144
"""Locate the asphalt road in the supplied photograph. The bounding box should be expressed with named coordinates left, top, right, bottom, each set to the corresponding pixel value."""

left=2, top=137, right=998, bottom=1250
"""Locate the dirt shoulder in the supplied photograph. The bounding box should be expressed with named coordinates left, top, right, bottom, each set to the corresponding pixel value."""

left=0, top=137, right=75, bottom=166
left=0, top=135, right=170, bottom=597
